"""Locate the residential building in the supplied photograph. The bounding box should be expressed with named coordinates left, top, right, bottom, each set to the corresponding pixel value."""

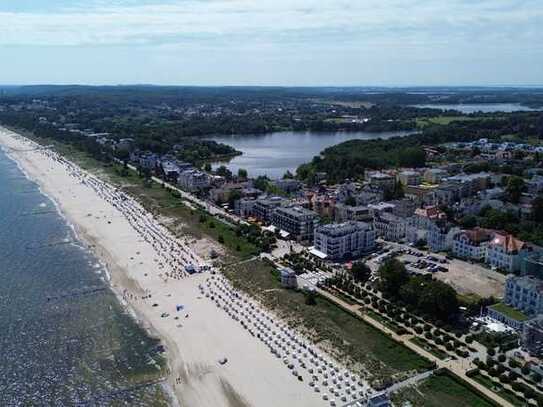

left=367, top=202, right=395, bottom=216
left=452, top=228, right=493, bottom=261
left=177, top=169, right=210, bottom=192
left=235, top=198, right=257, bottom=218
left=271, top=206, right=319, bottom=243
left=405, top=206, right=447, bottom=244
left=486, top=233, right=531, bottom=272
left=446, top=172, right=491, bottom=196
left=335, top=182, right=357, bottom=202
left=398, top=170, right=421, bottom=186
left=130, top=151, right=159, bottom=170
left=334, top=203, right=371, bottom=222
left=522, top=252, right=543, bottom=280
left=423, top=168, right=448, bottom=184
left=427, top=223, right=459, bottom=253
left=430, top=182, right=464, bottom=205
left=367, top=172, right=396, bottom=189
left=209, top=183, right=245, bottom=204
left=280, top=267, right=298, bottom=288
left=389, top=198, right=417, bottom=218
left=487, top=301, right=530, bottom=331
left=522, top=316, right=543, bottom=357
left=504, top=275, right=543, bottom=317
left=313, top=221, right=376, bottom=260
left=355, top=188, right=383, bottom=205
left=373, top=212, right=406, bottom=242
left=272, top=179, right=303, bottom=194
left=160, top=160, right=182, bottom=182
left=253, top=196, right=287, bottom=222
left=403, top=184, right=438, bottom=205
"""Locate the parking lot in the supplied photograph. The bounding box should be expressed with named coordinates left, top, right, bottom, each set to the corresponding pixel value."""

left=368, top=241, right=506, bottom=299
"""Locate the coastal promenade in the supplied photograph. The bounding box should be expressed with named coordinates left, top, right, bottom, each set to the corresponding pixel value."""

left=316, top=288, right=515, bottom=407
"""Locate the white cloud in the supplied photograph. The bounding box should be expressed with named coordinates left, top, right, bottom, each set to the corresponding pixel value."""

left=0, top=0, right=541, bottom=48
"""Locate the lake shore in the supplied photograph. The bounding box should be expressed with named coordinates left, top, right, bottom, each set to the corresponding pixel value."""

left=0, top=127, right=329, bottom=407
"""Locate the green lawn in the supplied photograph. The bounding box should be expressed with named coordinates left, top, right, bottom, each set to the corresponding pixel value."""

left=223, top=259, right=433, bottom=387
left=489, top=303, right=530, bottom=322
left=35, top=137, right=260, bottom=260
left=416, top=116, right=480, bottom=128
left=409, top=337, right=449, bottom=360
left=365, top=309, right=406, bottom=335
left=472, top=373, right=526, bottom=407
left=393, top=371, right=499, bottom=407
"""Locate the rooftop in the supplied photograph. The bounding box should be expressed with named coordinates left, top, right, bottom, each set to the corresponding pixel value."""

left=490, top=232, right=527, bottom=253
left=489, top=302, right=530, bottom=322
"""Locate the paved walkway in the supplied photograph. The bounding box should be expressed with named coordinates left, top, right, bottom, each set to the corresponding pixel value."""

left=317, top=288, right=515, bottom=407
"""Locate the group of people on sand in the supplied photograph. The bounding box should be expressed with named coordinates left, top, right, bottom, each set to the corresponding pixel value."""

left=32, top=142, right=204, bottom=284
left=16, top=134, right=374, bottom=405
left=200, top=275, right=374, bottom=406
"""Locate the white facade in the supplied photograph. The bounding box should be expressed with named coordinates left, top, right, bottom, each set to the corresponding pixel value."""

left=451, top=229, right=492, bottom=261
left=178, top=169, right=210, bottom=192
left=373, top=213, right=406, bottom=242
left=314, top=221, right=376, bottom=260
left=486, top=233, right=531, bottom=272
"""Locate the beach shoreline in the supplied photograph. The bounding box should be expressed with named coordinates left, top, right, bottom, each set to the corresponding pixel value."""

left=0, top=127, right=353, bottom=407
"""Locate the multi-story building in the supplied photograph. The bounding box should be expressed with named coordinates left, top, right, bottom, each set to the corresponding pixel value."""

left=368, top=202, right=395, bottom=216
left=235, top=198, right=257, bottom=218
left=367, top=172, right=396, bottom=189
left=504, top=275, right=543, bottom=316
left=271, top=206, right=320, bottom=243
left=313, top=221, right=376, bottom=260
left=334, top=203, right=371, bottom=222
left=486, top=233, right=531, bottom=272
left=280, top=267, right=298, bottom=288
left=522, top=316, right=543, bottom=357
left=373, top=212, right=406, bottom=242
left=446, top=172, right=491, bottom=197
left=427, top=223, right=459, bottom=253
left=177, top=169, right=210, bottom=192
left=451, top=228, right=493, bottom=261
left=389, top=198, right=417, bottom=218
left=130, top=151, right=160, bottom=170
left=405, top=206, right=447, bottom=244
left=423, top=168, right=448, bottom=184
left=522, top=252, right=543, bottom=280
left=253, top=196, right=287, bottom=223
left=272, top=179, right=303, bottom=194
left=398, top=170, right=421, bottom=186
left=160, top=160, right=183, bottom=182
left=430, top=182, right=464, bottom=206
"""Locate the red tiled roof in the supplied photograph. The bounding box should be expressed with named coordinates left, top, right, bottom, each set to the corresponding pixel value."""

left=415, top=206, right=446, bottom=220
left=490, top=232, right=527, bottom=253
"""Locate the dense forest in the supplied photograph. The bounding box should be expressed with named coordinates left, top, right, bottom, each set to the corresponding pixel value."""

left=1, top=86, right=542, bottom=171
left=296, top=112, right=543, bottom=183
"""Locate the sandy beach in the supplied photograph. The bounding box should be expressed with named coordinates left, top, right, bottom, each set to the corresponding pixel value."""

left=0, top=127, right=372, bottom=407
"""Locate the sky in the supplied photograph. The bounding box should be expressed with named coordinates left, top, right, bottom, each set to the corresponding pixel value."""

left=0, top=0, right=542, bottom=86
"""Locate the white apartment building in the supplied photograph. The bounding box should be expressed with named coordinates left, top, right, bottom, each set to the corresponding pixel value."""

left=486, top=232, right=531, bottom=272
left=452, top=228, right=493, bottom=261
left=314, top=221, right=376, bottom=260
left=373, top=212, right=406, bottom=242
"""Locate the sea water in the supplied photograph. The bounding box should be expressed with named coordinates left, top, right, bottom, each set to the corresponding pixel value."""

left=0, top=148, right=169, bottom=406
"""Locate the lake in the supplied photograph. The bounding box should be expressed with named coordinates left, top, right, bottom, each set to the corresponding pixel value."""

left=210, top=130, right=415, bottom=179
left=411, top=103, right=540, bottom=114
